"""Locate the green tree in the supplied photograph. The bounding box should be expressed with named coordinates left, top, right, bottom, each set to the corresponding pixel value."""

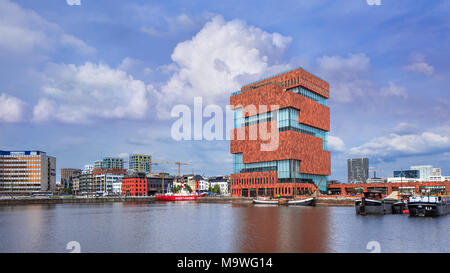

left=212, top=184, right=221, bottom=195
left=184, top=184, right=192, bottom=193
left=172, top=185, right=181, bottom=193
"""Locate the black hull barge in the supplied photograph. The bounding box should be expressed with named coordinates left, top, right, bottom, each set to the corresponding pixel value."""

left=408, top=196, right=450, bottom=217
left=355, top=191, right=398, bottom=215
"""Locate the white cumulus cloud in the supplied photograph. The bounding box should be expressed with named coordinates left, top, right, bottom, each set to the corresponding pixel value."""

left=0, top=93, right=25, bottom=122
left=328, top=136, right=346, bottom=152
left=153, top=15, right=292, bottom=118
left=33, top=62, right=153, bottom=123
left=349, top=131, right=450, bottom=160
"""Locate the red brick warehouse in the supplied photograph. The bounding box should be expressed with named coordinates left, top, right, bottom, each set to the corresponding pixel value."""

left=230, top=67, right=331, bottom=198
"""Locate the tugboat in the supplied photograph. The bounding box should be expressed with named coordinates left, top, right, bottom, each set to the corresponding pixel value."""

left=408, top=195, right=450, bottom=217
left=355, top=191, right=397, bottom=215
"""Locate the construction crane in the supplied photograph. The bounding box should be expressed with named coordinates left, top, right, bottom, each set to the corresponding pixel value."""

left=152, top=160, right=189, bottom=177
left=150, top=160, right=190, bottom=193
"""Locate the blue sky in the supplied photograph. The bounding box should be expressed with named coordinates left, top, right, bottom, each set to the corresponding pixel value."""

left=1, top=0, right=450, bottom=182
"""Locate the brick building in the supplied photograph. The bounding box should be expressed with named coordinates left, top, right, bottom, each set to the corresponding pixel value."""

left=122, top=172, right=148, bottom=196
left=230, top=67, right=330, bottom=197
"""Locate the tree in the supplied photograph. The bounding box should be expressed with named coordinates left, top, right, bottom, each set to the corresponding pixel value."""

left=172, top=185, right=181, bottom=193
left=212, top=184, right=221, bottom=195
left=184, top=184, right=192, bottom=193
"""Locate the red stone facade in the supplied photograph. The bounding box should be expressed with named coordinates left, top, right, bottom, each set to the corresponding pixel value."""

left=230, top=68, right=330, bottom=197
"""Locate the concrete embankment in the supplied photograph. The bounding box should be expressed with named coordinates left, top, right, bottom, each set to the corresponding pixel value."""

left=197, top=196, right=253, bottom=203
left=0, top=196, right=156, bottom=206
left=315, top=196, right=356, bottom=207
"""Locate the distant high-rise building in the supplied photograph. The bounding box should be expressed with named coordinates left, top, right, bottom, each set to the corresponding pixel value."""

left=129, top=154, right=151, bottom=174
left=347, top=158, right=369, bottom=183
left=0, top=151, right=56, bottom=195
left=410, top=165, right=433, bottom=181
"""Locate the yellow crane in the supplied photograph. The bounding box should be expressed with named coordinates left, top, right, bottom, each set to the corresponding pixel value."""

left=150, top=160, right=190, bottom=193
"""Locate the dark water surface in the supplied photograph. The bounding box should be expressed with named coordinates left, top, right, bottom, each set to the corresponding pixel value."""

left=1, top=202, right=449, bottom=253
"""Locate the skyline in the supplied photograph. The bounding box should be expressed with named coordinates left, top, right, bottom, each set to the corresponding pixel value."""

left=1, top=0, right=450, bottom=182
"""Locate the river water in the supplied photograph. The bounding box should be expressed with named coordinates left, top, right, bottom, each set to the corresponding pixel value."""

left=0, top=202, right=449, bottom=253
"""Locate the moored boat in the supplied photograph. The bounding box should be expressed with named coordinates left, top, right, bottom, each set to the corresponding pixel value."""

left=253, top=198, right=279, bottom=205
left=355, top=191, right=396, bottom=215
left=286, top=197, right=315, bottom=206
left=408, top=196, right=450, bottom=217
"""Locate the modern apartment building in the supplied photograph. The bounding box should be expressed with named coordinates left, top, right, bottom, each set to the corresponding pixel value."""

left=60, top=168, right=81, bottom=190
left=129, top=154, right=151, bottom=174
left=347, top=158, right=369, bottom=184
left=230, top=67, right=330, bottom=197
left=0, top=151, right=56, bottom=195
left=92, top=168, right=126, bottom=194
left=79, top=164, right=93, bottom=193
left=100, top=157, right=124, bottom=170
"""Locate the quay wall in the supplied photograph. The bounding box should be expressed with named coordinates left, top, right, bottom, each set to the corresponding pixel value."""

left=0, top=196, right=156, bottom=206
left=0, top=196, right=356, bottom=206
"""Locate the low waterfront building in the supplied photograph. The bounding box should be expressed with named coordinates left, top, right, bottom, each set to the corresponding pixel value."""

left=122, top=172, right=147, bottom=196
left=387, top=177, right=420, bottom=183
left=366, top=177, right=387, bottom=183
left=0, top=150, right=56, bottom=195
left=208, top=176, right=230, bottom=196
left=148, top=173, right=174, bottom=195
left=72, top=176, right=80, bottom=194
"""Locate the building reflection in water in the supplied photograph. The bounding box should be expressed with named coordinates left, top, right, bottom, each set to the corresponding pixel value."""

left=233, top=204, right=330, bottom=252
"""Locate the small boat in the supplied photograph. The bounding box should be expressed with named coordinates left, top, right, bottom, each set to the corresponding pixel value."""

left=408, top=196, right=450, bottom=217
left=253, top=198, right=279, bottom=205
left=286, top=197, right=315, bottom=206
